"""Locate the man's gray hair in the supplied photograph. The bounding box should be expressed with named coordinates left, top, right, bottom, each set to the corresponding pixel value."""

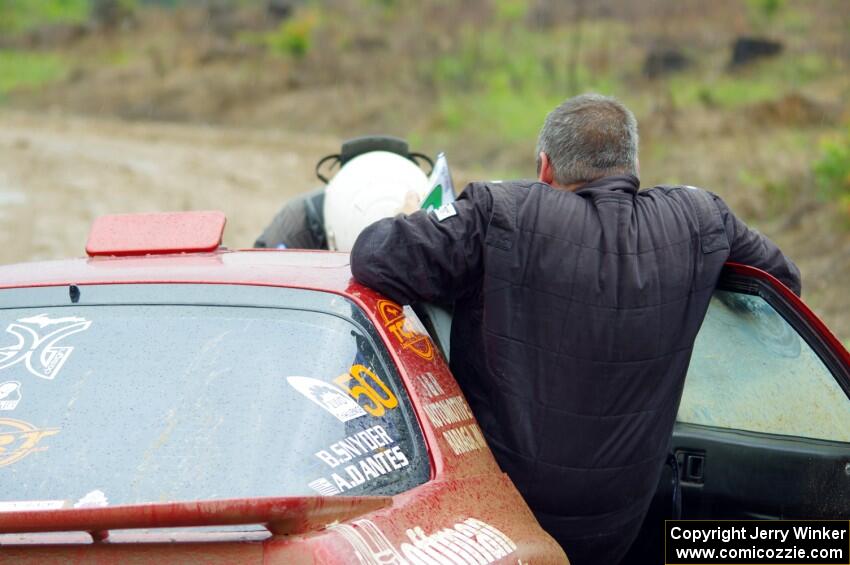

left=536, top=94, right=639, bottom=185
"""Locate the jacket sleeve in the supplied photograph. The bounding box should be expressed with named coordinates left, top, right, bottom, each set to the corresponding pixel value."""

left=711, top=193, right=802, bottom=296
left=350, top=185, right=490, bottom=305
left=254, top=189, right=326, bottom=250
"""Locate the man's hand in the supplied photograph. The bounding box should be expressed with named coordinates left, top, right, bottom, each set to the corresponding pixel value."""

left=400, top=190, right=421, bottom=215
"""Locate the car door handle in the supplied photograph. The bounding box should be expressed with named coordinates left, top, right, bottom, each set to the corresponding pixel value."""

left=676, top=450, right=705, bottom=484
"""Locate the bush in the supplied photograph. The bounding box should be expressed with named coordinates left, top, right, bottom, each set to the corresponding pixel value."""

left=494, top=0, right=528, bottom=24
left=0, top=0, right=89, bottom=34
left=812, top=127, right=850, bottom=214
left=264, top=11, right=320, bottom=58
left=746, top=0, right=786, bottom=24
left=0, top=50, right=67, bottom=96
left=427, top=24, right=621, bottom=143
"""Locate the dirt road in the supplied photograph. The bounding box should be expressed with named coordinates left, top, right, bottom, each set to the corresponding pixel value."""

left=0, top=111, right=338, bottom=263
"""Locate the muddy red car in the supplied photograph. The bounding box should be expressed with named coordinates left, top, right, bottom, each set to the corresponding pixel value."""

left=0, top=211, right=848, bottom=564
left=0, top=212, right=567, bottom=563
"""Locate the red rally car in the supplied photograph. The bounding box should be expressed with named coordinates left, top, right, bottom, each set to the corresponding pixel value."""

left=0, top=211, right=567, bottom=564
left=0, top=211, right=848, bottom=564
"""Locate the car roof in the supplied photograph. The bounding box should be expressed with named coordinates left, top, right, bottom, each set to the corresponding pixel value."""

left=0, top=249, right=356, bottom=294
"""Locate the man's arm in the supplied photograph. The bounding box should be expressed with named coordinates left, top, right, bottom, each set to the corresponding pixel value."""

left=712, top=194, right=802, bottom=295
left=350, top=186, right=490, bottom=305
left=254, top=189, right=327, bottom=249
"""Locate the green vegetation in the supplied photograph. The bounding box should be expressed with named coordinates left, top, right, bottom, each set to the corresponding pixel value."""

left=813, top=127, right=850, bottom=213
left=0, top=0, right=89, bottom=34
left=0, top=51, right=68, bottom=96
left=425, top=17, right=831, bottom=149
left=669, top=53, right=831, bottom=109
left=0, top=0, right=139, bottom=34
left=261, top=10, right=320, bottom=58
left=427, top=22, right=625, bottom=143
left=494, top=0, right=528, bottom=23
left=746, top=0, right=786, bottom=25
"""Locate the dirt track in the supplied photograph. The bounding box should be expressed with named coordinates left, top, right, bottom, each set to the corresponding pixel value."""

left=0, top=111, right=338, bottom=263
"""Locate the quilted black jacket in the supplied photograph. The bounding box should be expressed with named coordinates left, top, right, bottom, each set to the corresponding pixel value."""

left=254, top=188, right=327, bottom=250
left=350, top=175, right=800, bottom=539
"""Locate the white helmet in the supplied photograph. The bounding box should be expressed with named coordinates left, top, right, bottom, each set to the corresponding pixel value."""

left=323, top=151, right=429, bottom=252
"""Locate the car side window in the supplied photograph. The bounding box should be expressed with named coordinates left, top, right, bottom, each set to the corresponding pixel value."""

left=678, top=290, right=850, bottom=442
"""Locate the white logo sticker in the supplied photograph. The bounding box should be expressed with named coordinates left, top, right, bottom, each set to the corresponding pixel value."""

left=73, top=489, right=109, bottom=509
left=0, top=381, right=21, bottom=411
left=0, top=500, right=66, bottom=512
left=433, top=203, right=457, bottom=222
left=329, top=517, right=517, bottom=565
left=287, top=376, right=367, bottom=422
left=308, top=477, right=341, bottom=496
left=0, top=314, right=92, bottom=380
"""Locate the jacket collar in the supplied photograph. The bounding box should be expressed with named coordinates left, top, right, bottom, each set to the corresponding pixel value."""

left=574, top=174, right=640, bottom=195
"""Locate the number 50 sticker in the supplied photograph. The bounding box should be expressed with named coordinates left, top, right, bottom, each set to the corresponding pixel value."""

left=335, top=364, right=398, bottom=417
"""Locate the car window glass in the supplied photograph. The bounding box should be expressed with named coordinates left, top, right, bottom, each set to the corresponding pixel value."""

left=678, top=290, right=850, bottom=442
left=0, top=287, right=430, bottom=509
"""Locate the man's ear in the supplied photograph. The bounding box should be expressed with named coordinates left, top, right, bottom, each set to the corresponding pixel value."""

left=538, top=152, right=555, bottom=184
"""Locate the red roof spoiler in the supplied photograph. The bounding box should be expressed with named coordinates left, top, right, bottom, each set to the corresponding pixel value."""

left=0, top=496, right=391, bottom=539
left=86, top=211, right=227, bottom=257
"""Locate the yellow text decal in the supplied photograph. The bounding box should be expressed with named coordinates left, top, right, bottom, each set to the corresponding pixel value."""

left=0, top=418, right=59, bottom=467
left=335, top=364, right=399, bottom=417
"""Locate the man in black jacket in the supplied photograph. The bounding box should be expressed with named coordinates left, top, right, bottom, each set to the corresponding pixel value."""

left=350, top=94, right=800, bottom=565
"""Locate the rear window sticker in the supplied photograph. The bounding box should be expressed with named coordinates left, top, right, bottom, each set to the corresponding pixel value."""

left=0, top=381, right=21, bottom=411
left=310, top=425, right=409, bottom=495
left=334, top=364, right=398, bottom=417
left=0, top=418, right=60, bottom=467
left=0, top=500, right=66, bottom=512
left=74, top=489, right=109, bottom=508
left=314, top=425, right=396, bottom=468
left=376, top=301, right=434, bottom=361
left=287, top=376, right=368, bottom=422
left=308, top=446, right=409, bottom=496
left=0, top=313, right=92, bottom=380
left=307, top=477, right=340, bottom=496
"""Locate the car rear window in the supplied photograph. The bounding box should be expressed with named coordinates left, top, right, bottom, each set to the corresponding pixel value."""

left=0, top=284, right=429, bottom=510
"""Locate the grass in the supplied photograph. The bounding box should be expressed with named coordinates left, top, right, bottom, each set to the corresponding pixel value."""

left=812, top=126, right=850, bottom=217
left=239, top=9, right=321, bottom=58
left=0, top=0, right=89, bottom=34
left=0, top=51, right=68, bottom=96
left=425, top=22, right=626, bottom=144
left=668, top=53, right=832, bottom=109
